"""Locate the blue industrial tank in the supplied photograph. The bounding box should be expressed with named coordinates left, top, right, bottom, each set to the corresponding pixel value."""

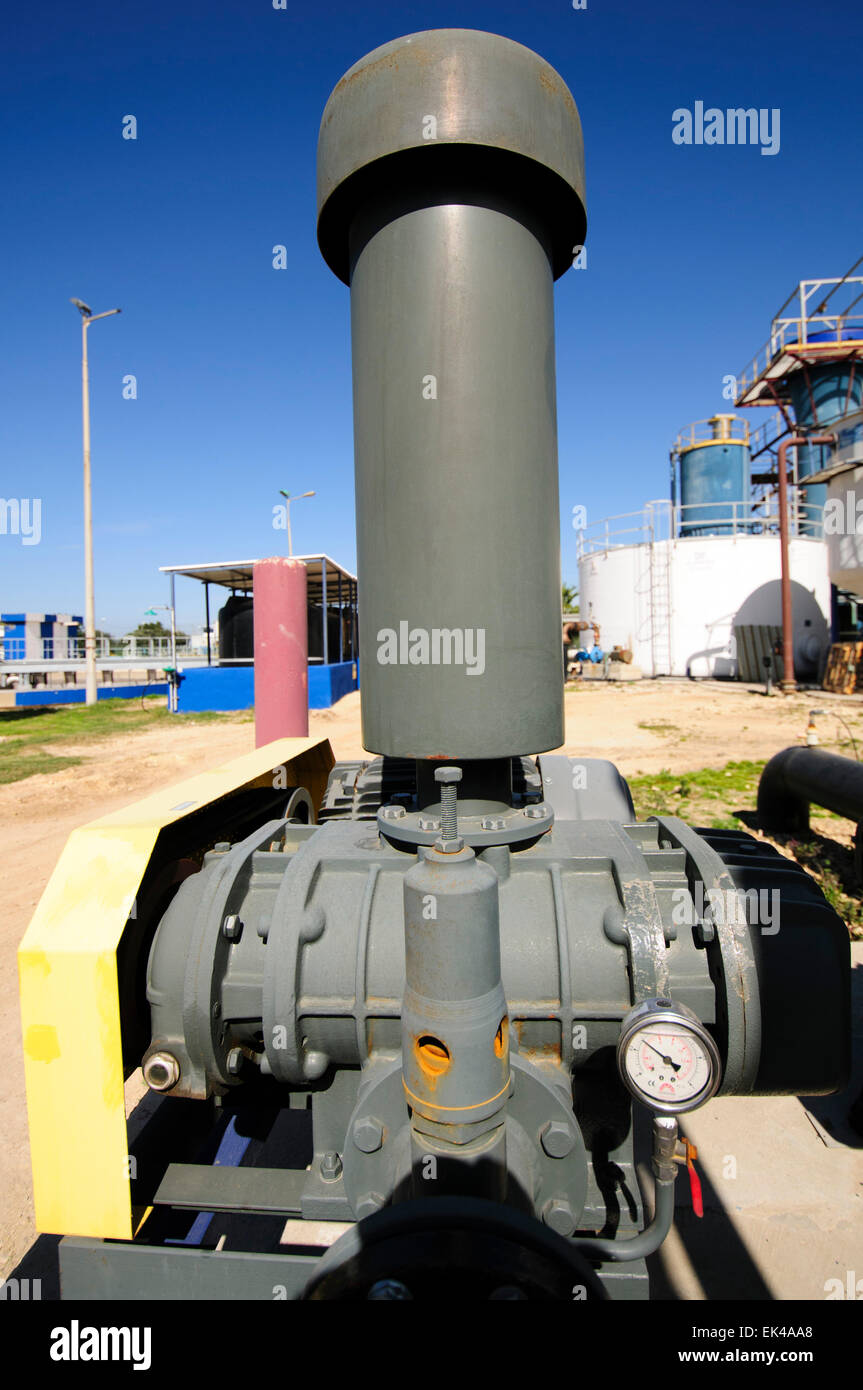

left=787, top=344, right=863, bottom=536
left=676, top=415, right=750, bottom=536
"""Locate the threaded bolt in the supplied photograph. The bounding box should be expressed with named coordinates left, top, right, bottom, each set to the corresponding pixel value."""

left=435, top=766, right=462, bottom=840
left=320, top=1150, right=343, bottom=1181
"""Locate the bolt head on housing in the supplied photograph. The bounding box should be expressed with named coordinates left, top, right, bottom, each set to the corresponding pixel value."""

left=542, top=1196, right=577, bottom=1237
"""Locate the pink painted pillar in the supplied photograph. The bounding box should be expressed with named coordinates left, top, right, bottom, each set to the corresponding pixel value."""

left=253, top=557, right=308, bottom=746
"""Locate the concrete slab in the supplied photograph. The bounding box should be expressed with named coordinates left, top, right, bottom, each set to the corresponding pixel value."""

left=646, top=944, right=863, bottom=1300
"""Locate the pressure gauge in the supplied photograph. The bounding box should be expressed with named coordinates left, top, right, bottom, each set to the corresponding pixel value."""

left=616, top=998, right=721, bottom=1114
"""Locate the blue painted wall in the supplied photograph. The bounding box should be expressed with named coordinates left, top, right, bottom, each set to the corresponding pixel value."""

left=15, top=684, right=169, bottom=706
left=175, top=662, right=357, bottom=713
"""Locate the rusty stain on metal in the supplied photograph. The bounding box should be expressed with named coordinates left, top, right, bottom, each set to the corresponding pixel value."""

left=524, top=1041, right=562, bottom=1063
left=414, top=1033, right=450, bottom=1090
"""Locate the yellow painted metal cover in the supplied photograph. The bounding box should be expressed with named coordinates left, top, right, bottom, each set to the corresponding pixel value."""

left=18, top=736, right=334, bottom=1239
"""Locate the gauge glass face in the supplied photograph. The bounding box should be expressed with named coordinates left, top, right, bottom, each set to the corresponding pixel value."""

left=622, top=1020, right=714, bottom=1108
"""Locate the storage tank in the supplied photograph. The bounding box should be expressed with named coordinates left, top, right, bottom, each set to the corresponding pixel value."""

left=673, top=415, right=750, bottom=536
left=787, top=339, right=863, bottom=536
left=218, top=595, right=254, bottom=663
left=578, top=528, right=830, bottom=679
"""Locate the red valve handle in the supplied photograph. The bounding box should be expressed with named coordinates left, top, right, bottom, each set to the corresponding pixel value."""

left=685, top=1141, right=703, bottom=1218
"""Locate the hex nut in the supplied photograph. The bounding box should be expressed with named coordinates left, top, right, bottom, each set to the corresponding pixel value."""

left=226, top=1047, right=244, bottom=1076
left=435, top=836, right=464, bottom=854
left=525, top=804, right=549, bottom=820
left=542, top=1197, right=576, bottom=1236
left=222, top=914, right=243, bottom=941
left=434, top=766, right=462, bottom=785
left=540, top=1120, right=575, bottom=1159
left=320, top=1150, right=343, bottom=1181
left=355, top=1191, right=386, bottom=1219
left=143, top=1051, right=180, bottom=1092
left=380, top=805, right=406, bottom=821
left=353, top=1116, right=384, bottom=1153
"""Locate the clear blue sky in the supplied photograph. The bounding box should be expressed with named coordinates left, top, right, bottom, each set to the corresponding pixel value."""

left=1, top=0, right=860, bottom=635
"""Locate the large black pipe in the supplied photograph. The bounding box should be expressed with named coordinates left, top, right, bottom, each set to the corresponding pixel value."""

left=758, top=745, right=863, bottom=833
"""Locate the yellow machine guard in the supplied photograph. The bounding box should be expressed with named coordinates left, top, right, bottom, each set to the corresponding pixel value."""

left=18, top=736, right=334, bottom=1239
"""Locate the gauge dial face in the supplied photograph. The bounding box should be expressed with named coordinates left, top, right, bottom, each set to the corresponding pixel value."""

left=621, top=1020, right=717, bottom=1112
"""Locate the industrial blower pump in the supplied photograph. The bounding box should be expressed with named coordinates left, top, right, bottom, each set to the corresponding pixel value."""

left=20, top=29, right=850, bottom=1302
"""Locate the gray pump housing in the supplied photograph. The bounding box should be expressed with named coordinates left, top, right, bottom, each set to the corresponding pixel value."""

left=144, top=753, right=849, bottom=1260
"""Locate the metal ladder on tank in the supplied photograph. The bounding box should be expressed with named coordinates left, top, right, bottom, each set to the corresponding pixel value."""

left=647, top=503, right=673, bottom=676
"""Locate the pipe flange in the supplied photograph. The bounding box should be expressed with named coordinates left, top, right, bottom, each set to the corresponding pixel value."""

left=377, top=802, right=553, bottom=849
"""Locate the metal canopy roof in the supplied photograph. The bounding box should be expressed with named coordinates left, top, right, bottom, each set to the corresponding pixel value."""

left=159, top=555, right=357, bottom=603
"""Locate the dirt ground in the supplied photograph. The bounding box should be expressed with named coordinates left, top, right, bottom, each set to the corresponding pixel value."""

left=2, top=677, right=862, bottom=1284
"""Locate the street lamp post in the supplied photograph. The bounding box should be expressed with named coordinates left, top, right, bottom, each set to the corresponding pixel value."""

left=278, top=490, right=315, bottom=558
left=71, top=299, right=121, bottom=705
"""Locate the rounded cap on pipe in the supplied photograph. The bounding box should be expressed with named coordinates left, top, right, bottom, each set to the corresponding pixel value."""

left=317, top=28, right=586, bottom=283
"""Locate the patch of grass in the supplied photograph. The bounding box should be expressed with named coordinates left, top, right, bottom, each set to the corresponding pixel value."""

left=782, top=835, right=863, bottom=937
left=628, top=759, right=766, bottom=822
left=637, top=721, right=679, bottom=736
left=0, top=698, right=253, bottom=786
left=0, top=750, right=82, bottom=785
left=0, top=698, right=247, bottom=749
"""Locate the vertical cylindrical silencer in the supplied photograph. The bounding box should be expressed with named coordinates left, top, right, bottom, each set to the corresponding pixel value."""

left=317, top=29, right=587, bottom=759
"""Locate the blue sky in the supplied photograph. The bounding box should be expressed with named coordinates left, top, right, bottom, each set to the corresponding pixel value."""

left=1, top=0, right=860, bottom=634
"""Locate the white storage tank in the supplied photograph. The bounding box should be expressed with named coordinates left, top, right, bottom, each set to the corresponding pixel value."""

left=578, top=521, right=830, bottom=679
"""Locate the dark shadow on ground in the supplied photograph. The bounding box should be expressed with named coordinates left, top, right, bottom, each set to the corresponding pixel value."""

left=0, top=707, right=53, bottom=725
left=639, top=1103, right=774, bottom=1301
left=4, top=1235, right=60, bottom=1300
left=800, top=958, right=863, bottom=1145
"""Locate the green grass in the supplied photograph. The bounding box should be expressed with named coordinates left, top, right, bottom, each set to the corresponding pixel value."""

left=628, top=757, right=863, bottom=937
left=637, top=720, right=680, bottom=737
left=0, top=749, right=83, bottom=785
left=789, top=839, right=863, bottom=930
left=628, top=759, right=765, bottom=821
left=0, top=698, right=253, bottom=786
